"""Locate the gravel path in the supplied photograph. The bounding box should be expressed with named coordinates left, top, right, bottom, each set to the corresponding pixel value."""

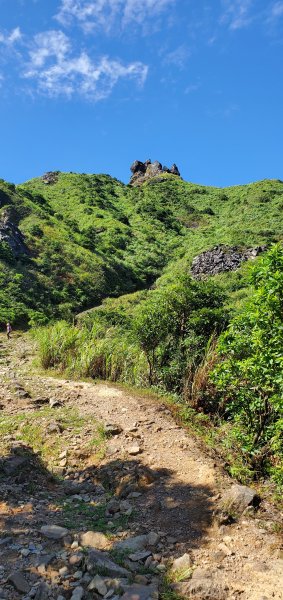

left=0, top=333, right=282, bottom=600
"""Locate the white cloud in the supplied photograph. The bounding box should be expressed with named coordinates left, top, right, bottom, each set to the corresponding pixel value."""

left=220, top=0, right=254, bottom=30
left=0, top=27, right=22, bottom=45
left=163, top=45, right=190, bottom=69
left=270, top=1, right=283, bottom=19
left=24, top=29, right=148, bottom=100
left=55, top=0, right=175, bottom=33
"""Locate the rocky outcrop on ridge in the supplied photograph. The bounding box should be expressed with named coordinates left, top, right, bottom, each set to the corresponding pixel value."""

left=129, top=160, right=181, bottom=186
left=191, top=244, right=266, bottom=278
left=41, top=171, right=60, bottom=185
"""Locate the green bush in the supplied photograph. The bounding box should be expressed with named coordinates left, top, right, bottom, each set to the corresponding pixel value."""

left=212, top=244, right=283, bottom=486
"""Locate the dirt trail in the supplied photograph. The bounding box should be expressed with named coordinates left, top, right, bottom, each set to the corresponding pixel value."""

left=0, top=333, right=282, bottom=600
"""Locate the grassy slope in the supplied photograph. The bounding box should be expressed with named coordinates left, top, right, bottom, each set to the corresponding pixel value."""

left=0, top=171, right=283, bottom=324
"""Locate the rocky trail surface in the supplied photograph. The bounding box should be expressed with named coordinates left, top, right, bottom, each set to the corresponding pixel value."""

left=0, top=333, right=282, bottom=600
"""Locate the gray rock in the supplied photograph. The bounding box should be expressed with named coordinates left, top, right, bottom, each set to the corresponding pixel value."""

left=79, top=531, right=109, bottom=549
left=86, top=549, right=130, bottom=578
left=88, top=575, right=108, bottom=595
left=128, top=445, right=142, bottom=455
left=34, top=582, right=49, bottom=600
left=171, top=553, right=192, bottom=572
left=114, top=535, right=148, bottom=553
left=8, top=571, right=30, bottom=594
left=129, top=159, right=181, bottom=186
left=191, top=245, right=266, bottom=279
left=172, top=578, right=227, bottom=599
left=0, top=210, right=30, bottom=257
left=147, top=532, right=160, bottom=547
left=121, top=584, right=158, bottom=600
left=105, top=424, right=123, bottom=435
left=221, top=484, right=260, bottom=514
left=49, top=398, right=61, bottom=408
left=41, top=171, right=59, bottom=185
left=40, top=525, right=69, bottom=539
left=129, top=551, right=152, bottom=562
left=71, top=587, right=84, bottom=600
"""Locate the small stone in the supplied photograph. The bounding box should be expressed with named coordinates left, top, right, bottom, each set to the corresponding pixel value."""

left=40, top=525, right=69, bottom=539
left=49, top=397, right=61, bottom=408
left=120, top=584, right=157, bottom=600
left=9, top=571, right=30, bottom=594
left=171, top=553, right=192, bottom=572
left=105, top=424, right=123, bottom=435
left=59, top=566, right=69, bottom=576
left=88, top=575, right=108, bottom=595
left=71, top=587, right=84, bottom=600
left=79, top=531, right=109, bottom=550
left=128, top=446, right=142, bottom=455
left=147, top=532, right=160, bottom=546
left=129, top=551, right=152, bottom=562
left=69, top=553, right=83, bottom=567
left=59, top=450, right=67, bottom=459
left=74, top=570, right=83, bottom=579
left=218, top=543, right=233, bottom=557
left=20, top=548, right=30, bottom=557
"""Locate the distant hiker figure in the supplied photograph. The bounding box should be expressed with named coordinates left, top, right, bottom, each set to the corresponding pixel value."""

left=6, top=322, right=12, bottom=340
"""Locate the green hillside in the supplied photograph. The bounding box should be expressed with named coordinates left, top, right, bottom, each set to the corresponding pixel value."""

left=0, top=170, right=282, bottom=324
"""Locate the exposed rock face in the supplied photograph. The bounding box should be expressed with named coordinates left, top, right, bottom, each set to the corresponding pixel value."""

left=0, top=210, right=29, bottom=257
left=41, top=171, right=59, bottom=185
left=129, top=159, right=180, bottom=186
left=191, top=244, right=266, bottom=278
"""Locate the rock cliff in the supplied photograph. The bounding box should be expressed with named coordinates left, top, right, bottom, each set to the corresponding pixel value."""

left=129, top=159, right=180, bottom=186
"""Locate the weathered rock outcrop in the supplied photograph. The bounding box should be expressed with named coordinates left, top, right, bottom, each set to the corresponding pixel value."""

left=191, top=244, right=266, bottom=278
left=41, top=171, right=60, bottom=185
left=0, top=210, right=29, bottom=257
left=129, top=159, right=180, bottom=186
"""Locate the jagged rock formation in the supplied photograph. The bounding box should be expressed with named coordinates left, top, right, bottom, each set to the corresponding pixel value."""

left=191, top=244, right=266, bottom=278
left=0, top=210, right=29, bottom=257
left=129, top=159, right=180, bottom=186
left=41, top=171, right=60, bottom=185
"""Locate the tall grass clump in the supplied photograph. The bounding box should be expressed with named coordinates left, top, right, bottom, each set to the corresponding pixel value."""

left=36, top=275, right=228, bottom=392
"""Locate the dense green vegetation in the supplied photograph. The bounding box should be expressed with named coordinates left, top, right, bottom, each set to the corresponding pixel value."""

left=211, top=246, right=283, bottom=486
left=1, top=171, right=283, bottom=324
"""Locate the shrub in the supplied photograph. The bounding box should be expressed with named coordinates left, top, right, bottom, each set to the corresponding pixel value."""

left=212, top=244, right=283, bottom=485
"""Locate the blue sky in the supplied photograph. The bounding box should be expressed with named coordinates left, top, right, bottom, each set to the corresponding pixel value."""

left=0, top=0, right=282, bottom=186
